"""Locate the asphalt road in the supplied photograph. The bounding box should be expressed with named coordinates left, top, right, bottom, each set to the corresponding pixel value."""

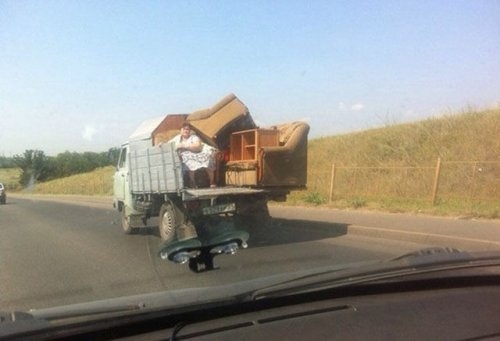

left=0, top=195, right=479, bottom=312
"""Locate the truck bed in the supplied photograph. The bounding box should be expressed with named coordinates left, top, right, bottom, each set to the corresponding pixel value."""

left=129, top=142, right=183, bottom=194
left=182, top=187, right=264, bottom=201
left=129, top=141, right=266, bottom=201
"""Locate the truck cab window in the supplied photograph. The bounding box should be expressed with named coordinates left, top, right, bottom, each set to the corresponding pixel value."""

left=118, top=147, right=127, bottom=168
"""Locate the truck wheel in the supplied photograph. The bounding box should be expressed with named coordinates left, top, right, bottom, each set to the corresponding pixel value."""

left=236, top=195, right=271, bottom=229
left=121, top=210, right=135, bottom=234
left=159, top=203, right=176, bottom=242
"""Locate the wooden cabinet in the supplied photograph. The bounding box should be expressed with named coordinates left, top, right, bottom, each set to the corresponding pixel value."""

left=229, top=129, right=279, bottom=161
left=226, top=129, right=279, bottom=186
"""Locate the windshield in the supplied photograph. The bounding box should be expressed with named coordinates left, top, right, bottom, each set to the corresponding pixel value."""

left=1, top=1, right=499, bottom=318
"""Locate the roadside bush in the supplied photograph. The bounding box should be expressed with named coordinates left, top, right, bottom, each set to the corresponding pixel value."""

left=348, top=197, right=367, bottom=209
left=303, top=192, right=326, bottom=205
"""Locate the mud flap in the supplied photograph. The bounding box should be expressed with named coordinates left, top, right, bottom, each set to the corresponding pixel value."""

left=158, top=229, right=249, bottom=273
left=188, top=230, right=249, bottom=273
left=158, top=238, right=202, bottom=264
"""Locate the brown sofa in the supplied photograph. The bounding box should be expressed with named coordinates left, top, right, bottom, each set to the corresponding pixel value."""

left=259, top=121, right=309, bottom=187
left=225, top=121, right=309, bottom=188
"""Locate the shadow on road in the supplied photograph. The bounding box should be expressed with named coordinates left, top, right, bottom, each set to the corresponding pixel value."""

left=126, top=216, right=349, bottom=250
left=248, top=217, right=349, bottom=248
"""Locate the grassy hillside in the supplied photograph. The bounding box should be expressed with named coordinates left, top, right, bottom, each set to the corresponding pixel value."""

left=309, top=108, right=500, bottom=169
left=289, top=107, right=500, bottom=217
left=0, top=168, right=22, bottom=190
left=29, top=166, right=115, bottom=196
left=10, top=107, right=500, bottom=218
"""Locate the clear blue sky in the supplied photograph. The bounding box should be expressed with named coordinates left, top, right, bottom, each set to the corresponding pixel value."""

left=1, top=1, right=499, bottom=156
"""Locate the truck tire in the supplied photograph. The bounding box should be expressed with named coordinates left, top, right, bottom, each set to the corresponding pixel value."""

left=236, top=195, right=271, bottom=229
left=121, top=209, right=135, bottom=234
left=159, top=203, right=177, bottom=242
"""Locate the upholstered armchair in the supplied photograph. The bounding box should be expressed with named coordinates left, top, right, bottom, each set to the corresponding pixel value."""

left=187, top=93, right=256, bottom=150
left=259, top=121, right=309, bottom=187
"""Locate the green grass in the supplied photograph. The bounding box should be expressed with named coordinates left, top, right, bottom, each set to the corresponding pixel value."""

left=302, top=192, right=327, bottom=205
left=0, top=168, right=22, bottom=190
left=28, top=166, right=114, bottom=196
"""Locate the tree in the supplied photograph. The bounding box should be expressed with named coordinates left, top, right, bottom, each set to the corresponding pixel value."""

left=13, top=150, right=53, bottom=187
left=0, top=156, right=15, bottom=168
left=106, top=147, right=120, bottom=167
left=12, top=148, right=120, bottom=187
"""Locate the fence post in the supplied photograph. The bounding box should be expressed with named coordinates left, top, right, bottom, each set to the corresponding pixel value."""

left=469, top=161, right=478, bottom=205
left=431, top=157, right=442, bottom=205
left=329, top=163, right=336, bottom=204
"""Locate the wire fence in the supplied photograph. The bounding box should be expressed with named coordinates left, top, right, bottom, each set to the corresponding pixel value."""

left=308, top=159, right=500, bottom=205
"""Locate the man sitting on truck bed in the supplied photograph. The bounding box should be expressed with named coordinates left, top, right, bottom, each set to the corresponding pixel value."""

left=169, top=122, right=216, bottom=188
